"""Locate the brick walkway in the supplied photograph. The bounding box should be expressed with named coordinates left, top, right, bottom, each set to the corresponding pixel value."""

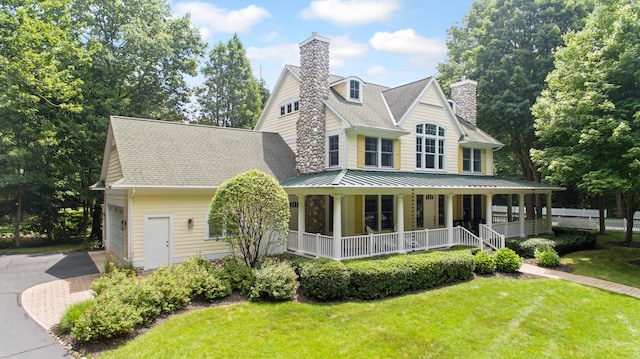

left=519, top=263, right=640, bottom=299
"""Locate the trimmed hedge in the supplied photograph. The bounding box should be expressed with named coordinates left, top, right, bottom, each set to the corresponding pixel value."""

left=299, top=259, right=350, bottom=301
left=494, top=248, right=523, bottom=273
left=507, top=228, right=597, bottom=257
left=473, top=250, right=496, bottom=274
left=345, top=251, right=475, bottom=300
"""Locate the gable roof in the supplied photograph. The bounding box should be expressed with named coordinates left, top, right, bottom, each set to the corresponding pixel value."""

left=99, top=116, right=298, bottom=189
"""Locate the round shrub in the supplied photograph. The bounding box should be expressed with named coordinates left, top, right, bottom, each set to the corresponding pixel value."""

left=145, top=267, right=191, bottom=313
left=221, top=255, right=256, bottom=295
left=519, top=238, right=556, bottom=258
left=494, top=248, right=523, bottom=273
left=250, top=261, right=299, bottom=302
left=473, top=250, right=496, bottom=274
left=535, top=247, right=561, bottom=267
left=173, top=256, right=232, bottom=301
left=71, top=292, right=143, bottom=342
left=300, top=259, right=350, bottom=301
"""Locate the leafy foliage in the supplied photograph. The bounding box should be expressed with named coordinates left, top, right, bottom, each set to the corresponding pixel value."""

left=209, top=170, right=290, bottom=268
left=473, top=250, right=496, bottom=274
left=494, top=248, right=523, bottom=273
left=299, top=258, right=350, bottom=301
left=518, top=238, right=557, bottom=258
left=249, top=260, right=299, bottom=302
left=535, top=247, right=561, bottom=267
left=220, top=255, right=255, bottom=295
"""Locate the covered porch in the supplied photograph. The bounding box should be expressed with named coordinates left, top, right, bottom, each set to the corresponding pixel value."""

left=282, top=170, right=563, bottom=260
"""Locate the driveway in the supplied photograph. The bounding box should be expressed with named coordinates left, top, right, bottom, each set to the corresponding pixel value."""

left=0, top=251, right=100, bottom=359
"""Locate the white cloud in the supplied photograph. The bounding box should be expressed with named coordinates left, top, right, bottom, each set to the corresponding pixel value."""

left=172, top=2, right=270, bottom=38
left=300, top=0, right=400, bottom=26
left=247, top=44, right=299, bottom=65
left=330, top=35, right=369, bottom=65
left=366, top=65, right=387, bottom=76
left=369, top=29, right=447, bottom=67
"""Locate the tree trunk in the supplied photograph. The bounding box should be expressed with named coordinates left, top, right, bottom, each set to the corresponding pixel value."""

left=616, top=189, right=625, bottom=218
left=13, top=189, right=22, bottom=248
left=625, top=192, right=635, bottom=244
left=598, top=195, right=606, bottom=235
left=90, top=200, right=103, bottom=244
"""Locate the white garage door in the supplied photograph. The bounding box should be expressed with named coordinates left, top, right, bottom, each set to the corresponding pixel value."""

left=107, top=205, right=126, bottom=261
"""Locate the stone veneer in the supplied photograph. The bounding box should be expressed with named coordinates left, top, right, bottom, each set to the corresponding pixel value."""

left=297, top=33, right=330, bottom=174
left=450, top=78, right=477, bottom=126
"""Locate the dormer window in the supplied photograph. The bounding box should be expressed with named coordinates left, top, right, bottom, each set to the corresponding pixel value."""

left=349, top=80, right=361, bottom=101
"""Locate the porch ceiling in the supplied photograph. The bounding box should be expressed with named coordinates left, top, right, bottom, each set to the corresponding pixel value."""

left=280, top=169, right=565, bottom=194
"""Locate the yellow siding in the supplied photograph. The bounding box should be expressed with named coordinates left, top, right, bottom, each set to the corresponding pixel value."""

left=356, top=135, right=364, bottom=168
left=326, top=111, right=342, bottom=132
left=403, top=195, right=413, bottom=231
left=105, top=147, right=123, bottom=187
left=346, top=132, right=359, bottom=169
left=255, top=71, right=300, bottom=152
left=399, top=84, right=459, bottom=173
left=332, top=82, right=347, bottom=99
left=353, top=195, right=363, bottom=234
left=394, top=139, right=401, bottom=170
left=130, top=191, right=229, bottom=264
left=458, top=147, right=463, bottom=173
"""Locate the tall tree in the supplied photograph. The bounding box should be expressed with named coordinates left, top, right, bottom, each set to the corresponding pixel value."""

left=437, top=0, right=592, bottom=215
left=0, top=0, right=89, bottom=246
left=532, top=0, right=640, bottom=243
left=197, top=34, right=263, bottom=128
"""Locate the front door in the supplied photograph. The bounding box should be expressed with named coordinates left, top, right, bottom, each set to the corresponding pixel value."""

left=144, top=215, right=172, bottom=269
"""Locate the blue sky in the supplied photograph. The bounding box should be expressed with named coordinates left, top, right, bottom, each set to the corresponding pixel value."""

left=170, top=0, right=475, bottom=90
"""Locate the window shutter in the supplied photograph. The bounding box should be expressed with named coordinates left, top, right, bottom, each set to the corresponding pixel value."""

left=357, top=135, right=365, bottom=168
left=394, top=139, right=401, bottom=170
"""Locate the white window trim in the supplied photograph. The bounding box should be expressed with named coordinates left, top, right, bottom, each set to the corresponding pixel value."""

left=364, top=136, right=394, bottom=169
left=279, top=98, right=300, bottom=117
left=348, top=79, right=362, bottom=103
left=326, top=131, right=342, bottom=168
left=415, top=123, right=446, bottom=172
left=463, top=148, right=482, bottom=173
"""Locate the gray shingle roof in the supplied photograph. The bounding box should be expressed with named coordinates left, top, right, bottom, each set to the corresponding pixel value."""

left=280, top=169, right=564, bottom=191
left=382, top=78, right=432, bottom=123
left=107, top=116, right=298, bottom=188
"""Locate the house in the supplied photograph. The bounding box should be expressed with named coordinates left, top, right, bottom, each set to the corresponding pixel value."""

left=93, top=33, right=563, bottom=269
left=92, top=117, right=298, bottom=269
left=254, top=33, right=563, bottom=259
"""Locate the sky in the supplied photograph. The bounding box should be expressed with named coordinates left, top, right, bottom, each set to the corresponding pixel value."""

left=170, top=0, right=475, bottom=90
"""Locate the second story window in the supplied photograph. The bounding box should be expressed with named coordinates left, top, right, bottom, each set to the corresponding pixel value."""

left=463, top=148, right=482, bottom=173
left=328, top=135, right=339, bottom=167
left=416, top=123, right=445, bottom=170
left=349, top=80, right=360, bottom=101
left=365, top=137, right=394, bottom=168
left=279, top=99, right=300, bottom=117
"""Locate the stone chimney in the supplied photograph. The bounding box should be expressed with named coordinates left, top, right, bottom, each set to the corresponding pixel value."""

left=297, top=32, right=330, bottom=174
left=450, top=77, right=477, bottom=126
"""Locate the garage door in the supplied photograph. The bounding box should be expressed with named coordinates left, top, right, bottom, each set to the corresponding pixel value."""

left=107, top=205, right=126, bottom=261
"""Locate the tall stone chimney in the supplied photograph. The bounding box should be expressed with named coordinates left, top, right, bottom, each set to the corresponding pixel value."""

left=297, top=32, right=330, bottom=174
left=450, top=77, right=477, bottom=126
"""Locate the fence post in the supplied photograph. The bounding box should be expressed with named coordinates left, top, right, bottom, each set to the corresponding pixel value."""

left=315, top=233, right=320, bottom=258
left=369, top=234, right=374, bottom=255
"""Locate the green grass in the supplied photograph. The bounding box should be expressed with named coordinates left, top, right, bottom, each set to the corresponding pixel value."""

left=562, top=232, right=640, bottom=288
left=99, top=279, right=640, bottom=359
left=0, top=241, right=88, bottom=255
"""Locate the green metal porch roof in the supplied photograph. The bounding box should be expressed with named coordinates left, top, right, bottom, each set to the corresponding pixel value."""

left=280, top=169, right=565, bottom=191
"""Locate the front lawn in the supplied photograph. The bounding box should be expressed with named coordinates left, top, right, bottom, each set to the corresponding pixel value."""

left=562, top=232, right=640, bottom=287
left=99, top=278, right=640, bottom=358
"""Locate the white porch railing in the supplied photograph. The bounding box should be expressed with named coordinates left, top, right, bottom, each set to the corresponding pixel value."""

left=287, top=226, right=498, bottom=260
left=491, top=218, right=552, bottom=239
left=479, top=224, right=505, bottom=250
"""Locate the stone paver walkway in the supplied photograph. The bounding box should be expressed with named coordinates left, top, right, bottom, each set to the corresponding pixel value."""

left=519, top=263, right=640, bottom=299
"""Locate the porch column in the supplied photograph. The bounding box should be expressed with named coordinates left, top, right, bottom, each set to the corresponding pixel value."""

left=446, top=194, right=454, bottom=246
left=485, top=193, right=493, bottom=229
left=297, top=195, right=306, bottom=253
left=332, top=194, right=343, bottom=260
left=518, top=193, right=526, bottom=238
left=396, top=195, right=405, bottom=253
left=546, top=192, right=553, bottom=233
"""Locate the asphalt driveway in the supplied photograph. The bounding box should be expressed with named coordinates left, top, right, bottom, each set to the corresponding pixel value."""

left=0, top=251, right=99, bottom=358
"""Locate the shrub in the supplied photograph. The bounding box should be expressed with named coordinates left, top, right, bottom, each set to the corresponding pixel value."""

left=553, top=229, right=597, bottom=255
left=299, top=259, right=350, bottom=301
left=59, top=300, right=93, bottom=334
left=173, top=257, right=232, bottom=301
left=494, top=248, right=523, bottom=273
left=145, top=267, right=191, bottom=313
left=249, top=261, right=299, bottom=302
left=535, top=247, right=561, bottom=267
left=91, top=262, right=136, bottom=296
left=346, top=251, right=475, bottom=300
left=71, top=292, right=143, bottom=342
left=473, top=250, right=496, bottom=274
left=221, top=255, right=255, bottom=295
left=519, top=238, right=556, bottom=258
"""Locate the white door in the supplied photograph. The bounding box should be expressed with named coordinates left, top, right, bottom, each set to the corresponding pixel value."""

left=107, top=205, right=126, bottom=260
left=144, top=215, right=172, bottom=269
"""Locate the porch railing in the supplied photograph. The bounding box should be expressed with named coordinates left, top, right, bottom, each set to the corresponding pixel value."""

left=479, top=224, right=505, bottom=250
left=287, top=226, right=491, bottom=260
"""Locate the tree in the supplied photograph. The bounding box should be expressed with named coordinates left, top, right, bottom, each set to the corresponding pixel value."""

left=437, top=0, right=593, bottom=216
left=532, top=0, right=640, bottom=243
left=208, top=170, right=290, bottom=268
left=197, top=34, right=263, bottom=128
left=0, top=0, right=89, bottom=246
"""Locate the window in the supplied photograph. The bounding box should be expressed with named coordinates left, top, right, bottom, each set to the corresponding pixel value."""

left=279, top=99, right=300, bottom=116
left=328, top=135, right=339, bottom=167
left=349, top=80, right=360, bottom=100
left=206, top=212, right=228, bottom=240
left=416, top=123, right=445, bottom=170
left=364, top=195, right=394, bottom=231
left=364, top=137, right=394, bottom=168
left=463, top=148, right=482, bottom=173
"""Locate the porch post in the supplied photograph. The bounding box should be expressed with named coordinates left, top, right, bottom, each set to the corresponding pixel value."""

left=546, top=192, right=553, bottom=233
left=446, top=194, right=454, bottom=246
left=396, top=195, right=405, bottom=253
left=297, top=195, right=306, bottom=253
left=518, top=193, right=526, bottom=238
left=485, top=193, right=493, bottom=229
left=332, top=194, right=343, bottom=260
